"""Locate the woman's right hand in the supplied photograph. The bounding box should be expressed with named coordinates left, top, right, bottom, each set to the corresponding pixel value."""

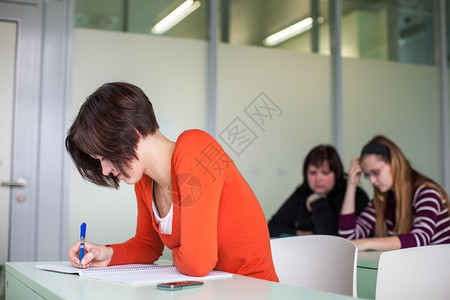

left=296, top=229, right=314, bottom=236
left=347, top=158, right=362, bottom=189
left=68, top=241, right=113, bottom=269
left=341, top=158, right=362, bottom=215
left=305, top=193, right=323, bottom=212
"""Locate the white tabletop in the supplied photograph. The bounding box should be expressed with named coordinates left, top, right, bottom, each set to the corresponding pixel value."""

left=6, top=261, right=354, bottom=300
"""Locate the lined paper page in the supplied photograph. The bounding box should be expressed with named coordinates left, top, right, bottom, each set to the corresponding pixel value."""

left=36, top=263, right=233, bottom=284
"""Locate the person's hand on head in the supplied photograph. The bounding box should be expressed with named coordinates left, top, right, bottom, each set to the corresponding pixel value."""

left=347, top=158, right=362, bottom=189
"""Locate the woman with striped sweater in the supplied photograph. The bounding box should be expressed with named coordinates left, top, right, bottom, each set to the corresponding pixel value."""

left=339, top=135, right=450, bottom=251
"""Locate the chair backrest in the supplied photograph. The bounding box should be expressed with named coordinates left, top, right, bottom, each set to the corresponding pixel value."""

left=375, top=244, right=450, bottom=300
left=270, top=235, right=357, bottom=297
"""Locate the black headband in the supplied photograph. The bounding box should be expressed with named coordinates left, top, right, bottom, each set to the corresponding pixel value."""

left=361, top=143, right=391, bottom=159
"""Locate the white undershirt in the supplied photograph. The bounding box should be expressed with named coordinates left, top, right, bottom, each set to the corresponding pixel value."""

left=152, top=181, right=173, bottom=235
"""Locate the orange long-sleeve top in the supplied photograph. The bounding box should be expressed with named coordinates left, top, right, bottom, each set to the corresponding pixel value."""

left=108, top=129, right=279, bottom=282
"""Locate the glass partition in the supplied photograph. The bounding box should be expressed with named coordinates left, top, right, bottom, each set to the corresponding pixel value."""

left=74, top=0, right=438, bottom=64
left=341, top=0, right=435, bottom=65
left=75, top=0, right=208, bottom=40
left=217, top=1, right=333, bottom=218
left=342, top=0, right=442, bottom=197
left=221, top=0, right=330, bottom=54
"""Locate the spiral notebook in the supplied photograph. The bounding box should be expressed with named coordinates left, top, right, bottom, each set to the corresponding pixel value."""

left=36, top=263, right=232, bottom=284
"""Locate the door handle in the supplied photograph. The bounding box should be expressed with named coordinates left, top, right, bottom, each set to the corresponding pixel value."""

left=1, top=178, right=27, bottom=187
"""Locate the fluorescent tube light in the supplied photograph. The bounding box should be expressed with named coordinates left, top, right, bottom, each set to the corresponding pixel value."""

left=263, top=17, right=313, bottom=47
left=151, top=0, right=201, bottom=35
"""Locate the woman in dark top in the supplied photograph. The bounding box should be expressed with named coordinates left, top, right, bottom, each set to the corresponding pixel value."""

left=268, top=145, right=369, bottom=237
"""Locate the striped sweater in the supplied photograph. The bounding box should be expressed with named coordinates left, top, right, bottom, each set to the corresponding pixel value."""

left=338, top=185, right=450, bottom=248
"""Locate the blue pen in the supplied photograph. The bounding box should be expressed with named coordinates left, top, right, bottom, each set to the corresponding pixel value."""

left=79, top=223, right=86, bottom=267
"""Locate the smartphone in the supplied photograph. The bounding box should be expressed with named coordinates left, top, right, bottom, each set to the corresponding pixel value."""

left=156, top=280, right=204, bottom=290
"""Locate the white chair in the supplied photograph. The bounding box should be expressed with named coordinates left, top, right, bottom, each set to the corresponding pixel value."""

left=375, top=244, right=450, bottom=300
left=270, top=235, right=357, bottom=297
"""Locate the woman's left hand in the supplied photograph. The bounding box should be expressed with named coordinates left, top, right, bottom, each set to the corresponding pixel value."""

left=351, top=236, right=401, bottom=252
left=351, top=239, right=369, bottom=251
left=306, top=193, right=324, bottom=212
left=296, top=230, right=314, bottom=236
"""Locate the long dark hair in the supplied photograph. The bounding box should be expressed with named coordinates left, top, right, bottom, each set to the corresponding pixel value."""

left=299, top=145, right=345, bottom=192
left=361, top=135, right=449, bottom=236
left=65, top=82, right=159, bottom=188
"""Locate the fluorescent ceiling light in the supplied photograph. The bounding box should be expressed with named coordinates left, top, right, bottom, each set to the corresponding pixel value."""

left=263, top=17, right=313, bottom=47
left=151, top=0, right=201, bottom=35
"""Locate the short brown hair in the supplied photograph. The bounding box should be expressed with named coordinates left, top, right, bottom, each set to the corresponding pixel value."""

left=65, top=82, right=159, bottom=188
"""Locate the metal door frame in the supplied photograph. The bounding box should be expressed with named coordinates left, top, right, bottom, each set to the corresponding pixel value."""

left=0, top=0, right=72, bottom=261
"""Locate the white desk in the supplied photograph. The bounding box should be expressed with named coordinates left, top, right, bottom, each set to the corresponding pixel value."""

left=6, top=261, right=354, bottom=300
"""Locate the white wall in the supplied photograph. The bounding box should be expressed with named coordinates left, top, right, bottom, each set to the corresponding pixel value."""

left=69, top=28, right=208, bottom=257
left=69, top=27, right=445, bottom=257
left=342, top=58, right=441, bottom=196
left=217, top=44, right=332, bottom=218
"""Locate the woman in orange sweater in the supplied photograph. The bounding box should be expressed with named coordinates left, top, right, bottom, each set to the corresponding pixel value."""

left=66, top=82, right=278, bottom=282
